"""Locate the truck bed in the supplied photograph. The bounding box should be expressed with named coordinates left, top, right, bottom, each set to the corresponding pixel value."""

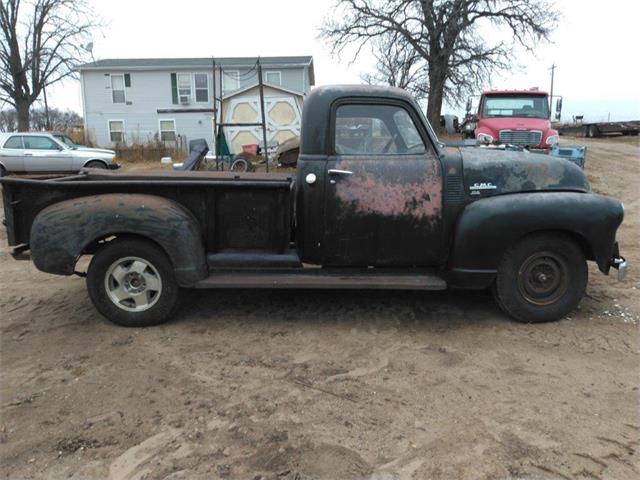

left=1, top=169, right=295, bottom=255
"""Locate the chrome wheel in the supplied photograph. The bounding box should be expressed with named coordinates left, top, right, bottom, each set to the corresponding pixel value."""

left=517, top=251, right=569, bottom=306
left=104, top=256, right=162, bottom=312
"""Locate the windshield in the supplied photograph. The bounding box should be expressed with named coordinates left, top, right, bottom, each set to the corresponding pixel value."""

left=482, top=95, right=549, bottom=119
left=54, top=134, right=77, bottom=148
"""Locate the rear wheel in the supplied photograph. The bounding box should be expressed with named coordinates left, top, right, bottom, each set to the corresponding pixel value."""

left=586, top=125, right=599, bottom=138
left=494, top=233, right=587, bottom=323
left=85, top=160, right=107, bottom=169
left=87, top=238, right=180, bottom=327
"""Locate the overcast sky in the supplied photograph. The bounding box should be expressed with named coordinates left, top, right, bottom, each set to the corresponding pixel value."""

left=46, top=0, right=639, bottom=122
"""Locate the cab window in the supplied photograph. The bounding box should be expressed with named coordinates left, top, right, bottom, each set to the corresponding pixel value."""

left=334, top=104, right=427, bottom=155
left=3, top=136, right=23, bottom=149
left=23, top=136, right=59, bottom=150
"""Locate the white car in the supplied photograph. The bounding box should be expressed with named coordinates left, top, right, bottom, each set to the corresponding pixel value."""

left=0, top=132, right=119, bottom=176
left=51, top=132, right=118, bottom=156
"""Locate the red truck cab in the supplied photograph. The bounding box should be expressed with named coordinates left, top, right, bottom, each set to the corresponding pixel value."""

left=473, top=89, right=559, bottom=149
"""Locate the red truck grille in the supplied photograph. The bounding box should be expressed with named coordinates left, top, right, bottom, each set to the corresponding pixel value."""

left=499, top=130, right=543, bottom=146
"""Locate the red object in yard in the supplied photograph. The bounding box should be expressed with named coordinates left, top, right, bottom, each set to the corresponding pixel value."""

left=242, top=144, right=258, bottom=156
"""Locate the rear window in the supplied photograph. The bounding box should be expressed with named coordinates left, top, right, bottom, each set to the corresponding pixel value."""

left=3, top=136, right=23, bottom=149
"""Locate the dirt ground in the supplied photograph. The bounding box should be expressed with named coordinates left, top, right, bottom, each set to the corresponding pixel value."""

left=0, top=136, right=638, bottom=480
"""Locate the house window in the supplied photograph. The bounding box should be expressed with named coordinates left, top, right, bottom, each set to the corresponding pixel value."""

left=159, top=119, right=176, bottom=141
left=223, top=71, right=240, bottom=92
left=265, top=71, right=281, bottom=86
left=111, top=75, right=125, bottom=103
left=177, top=74, right=191, bottom=102
left=109, top=120, right=124, bottom=142
left=194, top=73, right=209, bottom=102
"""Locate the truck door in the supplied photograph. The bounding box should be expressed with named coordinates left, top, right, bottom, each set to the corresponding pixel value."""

left=321, top=102, right=443, bottom=266
left=23, top=135, right=72, bottom=172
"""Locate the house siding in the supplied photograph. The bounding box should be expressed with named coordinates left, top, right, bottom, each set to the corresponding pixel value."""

left=81, top=61, right=311, bottom=148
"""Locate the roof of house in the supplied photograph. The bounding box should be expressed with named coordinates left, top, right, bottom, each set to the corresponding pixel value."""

left=79, top=56, right=315, bottom=84
left=222, top=82, right=306, bottom=100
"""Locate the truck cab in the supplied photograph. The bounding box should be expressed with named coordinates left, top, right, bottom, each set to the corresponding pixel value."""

left=471, top=89, right=559, bottom=149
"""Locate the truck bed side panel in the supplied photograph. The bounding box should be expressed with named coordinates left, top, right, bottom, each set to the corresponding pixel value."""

left=30, top=194, right=207, bottom=286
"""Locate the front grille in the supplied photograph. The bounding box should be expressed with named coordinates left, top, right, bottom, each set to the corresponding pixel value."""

left=499, top=130, right=542, bottom=145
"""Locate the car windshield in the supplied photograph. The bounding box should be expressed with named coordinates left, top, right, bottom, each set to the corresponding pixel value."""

left=55, top=134, right=77, bottom=148
left=482, top=95, right=549, bottom=119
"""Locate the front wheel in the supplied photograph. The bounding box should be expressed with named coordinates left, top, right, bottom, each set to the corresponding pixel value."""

left=493, top=233, right=587, bottom=323
left=87, top=238, right=180, bottom=327
left=84, top=160, right=107, bottom=169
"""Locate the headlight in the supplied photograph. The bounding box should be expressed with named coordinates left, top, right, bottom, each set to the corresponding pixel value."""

left=546, top=135, right=559, bottom=145
left=477, top=133, right=494, bottom=144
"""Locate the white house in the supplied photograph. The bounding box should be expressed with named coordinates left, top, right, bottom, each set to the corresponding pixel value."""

left=78, top=56, right=315, bottom=153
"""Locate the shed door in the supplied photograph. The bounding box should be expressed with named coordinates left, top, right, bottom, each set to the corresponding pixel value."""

left=224, top=96, right=301, bottom=153
left=321, top=103, right=443, bottom=267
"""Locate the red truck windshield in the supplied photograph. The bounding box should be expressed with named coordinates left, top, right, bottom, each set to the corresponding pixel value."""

left=482, top=95, right=549, bottom=119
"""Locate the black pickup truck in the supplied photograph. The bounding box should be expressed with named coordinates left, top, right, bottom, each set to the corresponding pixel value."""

left=0, top=86, right=627, bottom=327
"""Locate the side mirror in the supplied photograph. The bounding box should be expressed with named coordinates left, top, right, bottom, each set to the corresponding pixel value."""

left=555, top=98, right=562, bottom=121
left=556, top=98, right=562, bottom=113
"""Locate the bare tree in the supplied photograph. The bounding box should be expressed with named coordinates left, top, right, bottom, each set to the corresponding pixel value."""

left=0, top=0, right=98, bottom=130
left=361, top=32, right=429, bottom=101
left=30, top=106, right=82, bottom=131
left=321, top=0, right=558, bottom=126
left=0, top=108, right=17, bottom=131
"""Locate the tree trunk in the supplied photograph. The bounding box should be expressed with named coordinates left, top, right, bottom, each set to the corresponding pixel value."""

left=16, top=99, right=30, bottom=131
left=426, top=70, right=445, bottom=131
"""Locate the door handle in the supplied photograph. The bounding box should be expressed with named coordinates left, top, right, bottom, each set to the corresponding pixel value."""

left=327, top=169, right=353, bottom=175
left=24, top=153, right=33, bottom=156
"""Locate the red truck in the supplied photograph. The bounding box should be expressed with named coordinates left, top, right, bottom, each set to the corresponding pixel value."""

left=462, top=89, right=559, bottom=149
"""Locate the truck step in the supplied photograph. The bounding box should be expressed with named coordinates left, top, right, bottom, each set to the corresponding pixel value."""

left=194, top=268, right=447, bottom=290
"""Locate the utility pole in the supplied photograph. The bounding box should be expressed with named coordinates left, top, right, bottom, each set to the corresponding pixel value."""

left=211, top=57, right=217, bottom=157
left=43, top=86, right=51, bottom=131
left=257, top=58, right=269, bottom=172
left=549, top=63, right=556, bottom=113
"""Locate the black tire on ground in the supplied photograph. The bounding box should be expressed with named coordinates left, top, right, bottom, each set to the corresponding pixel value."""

left=0, top=165, right=6, bottom=177
left=84, top=160, right=107, bottom=169
left=493, top=233, right=588, bottom=323
left=87, top=238, right=180, bottom=327
left=279, top=148, right=299, bottom=167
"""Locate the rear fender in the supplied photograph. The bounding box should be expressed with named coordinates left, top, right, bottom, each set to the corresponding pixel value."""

left=445, top=192, right=624, bottom=288
left=30, top=193, right=206, bottom=286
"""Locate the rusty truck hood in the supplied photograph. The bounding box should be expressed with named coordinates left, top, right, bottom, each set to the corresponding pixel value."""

left=459, top=147, right=590, bottom=198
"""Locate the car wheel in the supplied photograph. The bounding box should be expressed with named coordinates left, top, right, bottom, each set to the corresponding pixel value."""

left=493, top=233, right=587, bottom=323
left=0, top=165, right=6, bottom=177
left=87, top=238, right=180, bottom=327
left=85, top=160, right=107, bottom=169
left=586, top=125, right=599, bottom=138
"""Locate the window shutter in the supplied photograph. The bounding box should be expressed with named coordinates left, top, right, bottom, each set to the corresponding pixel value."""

left=171, top=73, right=178, bottom=104
left=124, top=73, right=131, bottom=87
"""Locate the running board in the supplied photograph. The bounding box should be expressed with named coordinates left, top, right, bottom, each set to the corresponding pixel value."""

left=194, top=268, right=447, bottom=290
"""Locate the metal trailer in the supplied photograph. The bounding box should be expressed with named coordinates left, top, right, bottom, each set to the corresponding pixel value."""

left=557, top=120, right=640, bottom=138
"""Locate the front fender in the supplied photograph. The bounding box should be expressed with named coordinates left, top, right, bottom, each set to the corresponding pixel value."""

left=30, top=194, right=206, bottom=286
left=445, top=192, right=624, bottom=288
